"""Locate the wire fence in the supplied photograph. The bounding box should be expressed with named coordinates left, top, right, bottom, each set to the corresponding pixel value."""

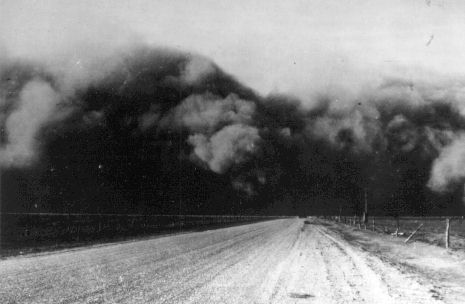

left=0, top=212, right=284, bottom=254
left=321, top=215, right=465, bottom=249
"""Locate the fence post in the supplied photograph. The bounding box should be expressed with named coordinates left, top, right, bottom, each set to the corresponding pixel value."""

left=395, top=217, right=399, bottom=237
left=445, top=218, right=450, bottom=249
left=372, top=217, right=375, bottom=232
left=66, top=213, right=71, bottom=238
left=405, top=223, right=423, bottom=244
left=76, top=223, right=80, bottom=242
left=363, top=188, right=368, bottom=230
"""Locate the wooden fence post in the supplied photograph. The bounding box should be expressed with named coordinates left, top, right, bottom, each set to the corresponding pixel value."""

left=363, top=188, right=368, bottom=230
left=98, top=216, right=102, bottom=233
left=395, top=217, right=399, bottom=237
left=66, top=214, right=70, bottom=234
left=405, top=223, right=423, bottom=243
left=445, top=218, right=450, bottom=249
left=372, top=217, right=375, bottom=232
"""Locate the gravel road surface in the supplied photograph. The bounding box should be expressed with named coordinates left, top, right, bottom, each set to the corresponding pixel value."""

left=0, top=218, right=446, bottom=303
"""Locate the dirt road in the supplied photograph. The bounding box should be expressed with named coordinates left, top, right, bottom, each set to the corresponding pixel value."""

left=0, top=218, right=453, bottom=303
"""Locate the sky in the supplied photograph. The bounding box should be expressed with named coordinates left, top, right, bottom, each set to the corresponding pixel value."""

left=2, top=0, right=465, bottom=102
left=3, top=0, right=465, bottom=214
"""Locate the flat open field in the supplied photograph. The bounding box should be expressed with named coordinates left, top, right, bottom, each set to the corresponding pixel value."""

left=2, top=217, right=465, bottom=303
left=1, top=213, right=277, bottom=256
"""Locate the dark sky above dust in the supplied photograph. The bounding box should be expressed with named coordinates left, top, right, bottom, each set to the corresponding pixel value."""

left=2, top=1, right=465, bottom=215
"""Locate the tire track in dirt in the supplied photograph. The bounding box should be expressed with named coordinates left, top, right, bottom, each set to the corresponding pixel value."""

left=315, top=225, right=441, bottom=304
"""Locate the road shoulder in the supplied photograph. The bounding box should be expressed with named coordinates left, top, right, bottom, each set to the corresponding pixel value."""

left=318, top=218, right=465, bottom=303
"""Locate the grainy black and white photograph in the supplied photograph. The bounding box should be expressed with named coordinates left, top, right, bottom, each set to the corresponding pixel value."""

left=1, top=0, right=465, bottom=303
